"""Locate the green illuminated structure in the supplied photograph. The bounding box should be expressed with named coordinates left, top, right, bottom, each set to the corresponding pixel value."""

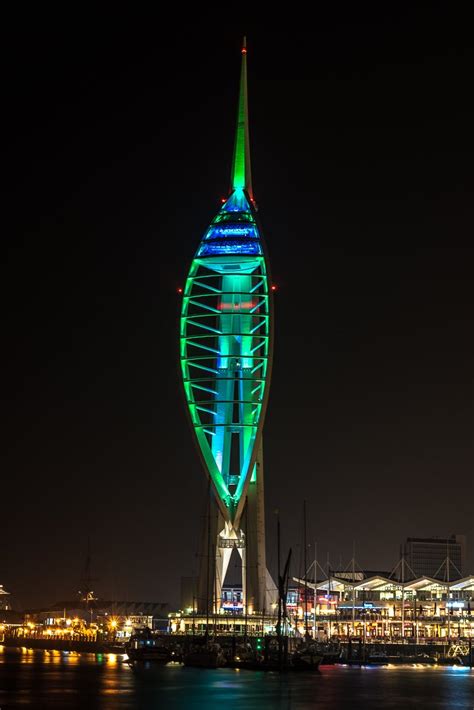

left=180, top=39, right=274, bottom=613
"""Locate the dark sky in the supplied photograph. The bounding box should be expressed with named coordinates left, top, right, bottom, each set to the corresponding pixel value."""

left=3, top=11, right=473, bottom=609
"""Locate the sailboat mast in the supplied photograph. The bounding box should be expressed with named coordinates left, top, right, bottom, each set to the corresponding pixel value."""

left=327, top=552, right=331, bottom=641
left=213, top=543, right=218, bottom=637
left=276, top=511, right=282, bottom=639
left=244, top=497, right=248, bottom=641
left=313, top=541, right=317, bottom=640
left=401, top=549, right=405, bottom=639
left=446, top=539, right=451, bottom=639
left=303, top=500, right=309, bottom=639
left=352, top=541, right=356, bottom=629
left=206, top=486, right=211, bottom=638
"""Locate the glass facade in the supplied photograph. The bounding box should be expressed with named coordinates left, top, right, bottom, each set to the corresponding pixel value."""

left=404, top=537, right=465, bottom=579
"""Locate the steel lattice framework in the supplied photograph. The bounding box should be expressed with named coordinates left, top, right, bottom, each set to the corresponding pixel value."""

left=180, top=190, right=272, bottom=528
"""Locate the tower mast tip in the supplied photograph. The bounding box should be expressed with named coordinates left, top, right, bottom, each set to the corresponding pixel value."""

left=231, top=35, right=252, bottom=198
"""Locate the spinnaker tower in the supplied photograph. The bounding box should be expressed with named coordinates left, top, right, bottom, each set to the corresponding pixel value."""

left=180, top=38, right=274, bottom=614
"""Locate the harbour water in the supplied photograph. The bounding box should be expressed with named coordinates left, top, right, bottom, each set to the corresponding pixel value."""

left=1, top=646, right=473, bottom=709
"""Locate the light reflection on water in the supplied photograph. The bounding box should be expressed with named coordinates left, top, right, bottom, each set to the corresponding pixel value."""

left=0, top=645, right=473, bottom=709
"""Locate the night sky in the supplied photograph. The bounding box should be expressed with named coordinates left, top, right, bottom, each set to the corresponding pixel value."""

left=3, top=11, right=473, bottom=609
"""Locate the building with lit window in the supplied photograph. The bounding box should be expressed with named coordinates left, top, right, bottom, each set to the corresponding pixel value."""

left=291, top=572, right=474, bottom=641
left=169, top=570, right=474, bottom=640
left=0, top=585, right=10, bottom=610
left=403, top=535, right=466, bottom=579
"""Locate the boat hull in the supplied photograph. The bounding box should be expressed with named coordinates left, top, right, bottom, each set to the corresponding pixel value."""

left=183, top=650, right=226, bottom=669
left=126, top=647, right=172, bottom=664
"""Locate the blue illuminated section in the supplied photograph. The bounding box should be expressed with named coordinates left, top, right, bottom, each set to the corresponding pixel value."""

left=207, top=226, right=259, bottom=239
left=198, top=240, right=261, bottom=256
left=221, top=189, right=251, bottom=213
left=196, top=188, right=262, bottom=257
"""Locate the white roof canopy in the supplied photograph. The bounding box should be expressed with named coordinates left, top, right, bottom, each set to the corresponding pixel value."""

left=449, top=575, right=474, bottom=591
left=293, top=574, right=473, bottom=594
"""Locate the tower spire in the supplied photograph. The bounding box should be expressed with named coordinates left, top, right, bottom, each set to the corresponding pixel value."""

left=231, top=36, right=253, bottom=200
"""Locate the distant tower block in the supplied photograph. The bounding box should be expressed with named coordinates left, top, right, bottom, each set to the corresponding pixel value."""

left=180, top=39, right=274, bottom=614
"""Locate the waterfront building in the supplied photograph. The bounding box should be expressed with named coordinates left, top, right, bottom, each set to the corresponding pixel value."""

left=402, top=535, right=466, bottom=579
left=24, top=599, right=168, bottom=626
left=291, top=572, right=474, bottom=641
left=2, top=598, right=170, bottom=646
left=0, top=585, right=11, bottom=610
left=179, top=39, right=274, bottom=615
left=169, top=572, right=474, bottom=641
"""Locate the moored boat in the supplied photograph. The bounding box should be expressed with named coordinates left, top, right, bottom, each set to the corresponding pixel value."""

left=289, top=648, right=323, bottom=671
left=228, top=637, right=322, bottom=672
left=125, top=630, right=175, bottom=664
left=183, top=641, right=226, bottom=669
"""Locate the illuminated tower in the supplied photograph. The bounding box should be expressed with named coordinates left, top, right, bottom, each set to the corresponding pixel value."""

left=180, top=39, right=274, bottom=614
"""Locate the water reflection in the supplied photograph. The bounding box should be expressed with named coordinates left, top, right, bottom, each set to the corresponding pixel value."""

left=0, top=645, right=472, bottom=709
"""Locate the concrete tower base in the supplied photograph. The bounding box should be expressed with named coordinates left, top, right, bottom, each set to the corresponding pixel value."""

left=196, top=443, right=276, bottom=616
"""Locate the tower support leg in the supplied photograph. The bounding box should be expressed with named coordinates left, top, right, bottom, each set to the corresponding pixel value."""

left=196, top=444, right=273, bottom=616
left=245, top=442, right=267, bottom=614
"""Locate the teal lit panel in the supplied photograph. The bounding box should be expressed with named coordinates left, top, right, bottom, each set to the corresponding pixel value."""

left=180, top=42, right=272, bottom=526
left=180, top=214, right=271, bottom=522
